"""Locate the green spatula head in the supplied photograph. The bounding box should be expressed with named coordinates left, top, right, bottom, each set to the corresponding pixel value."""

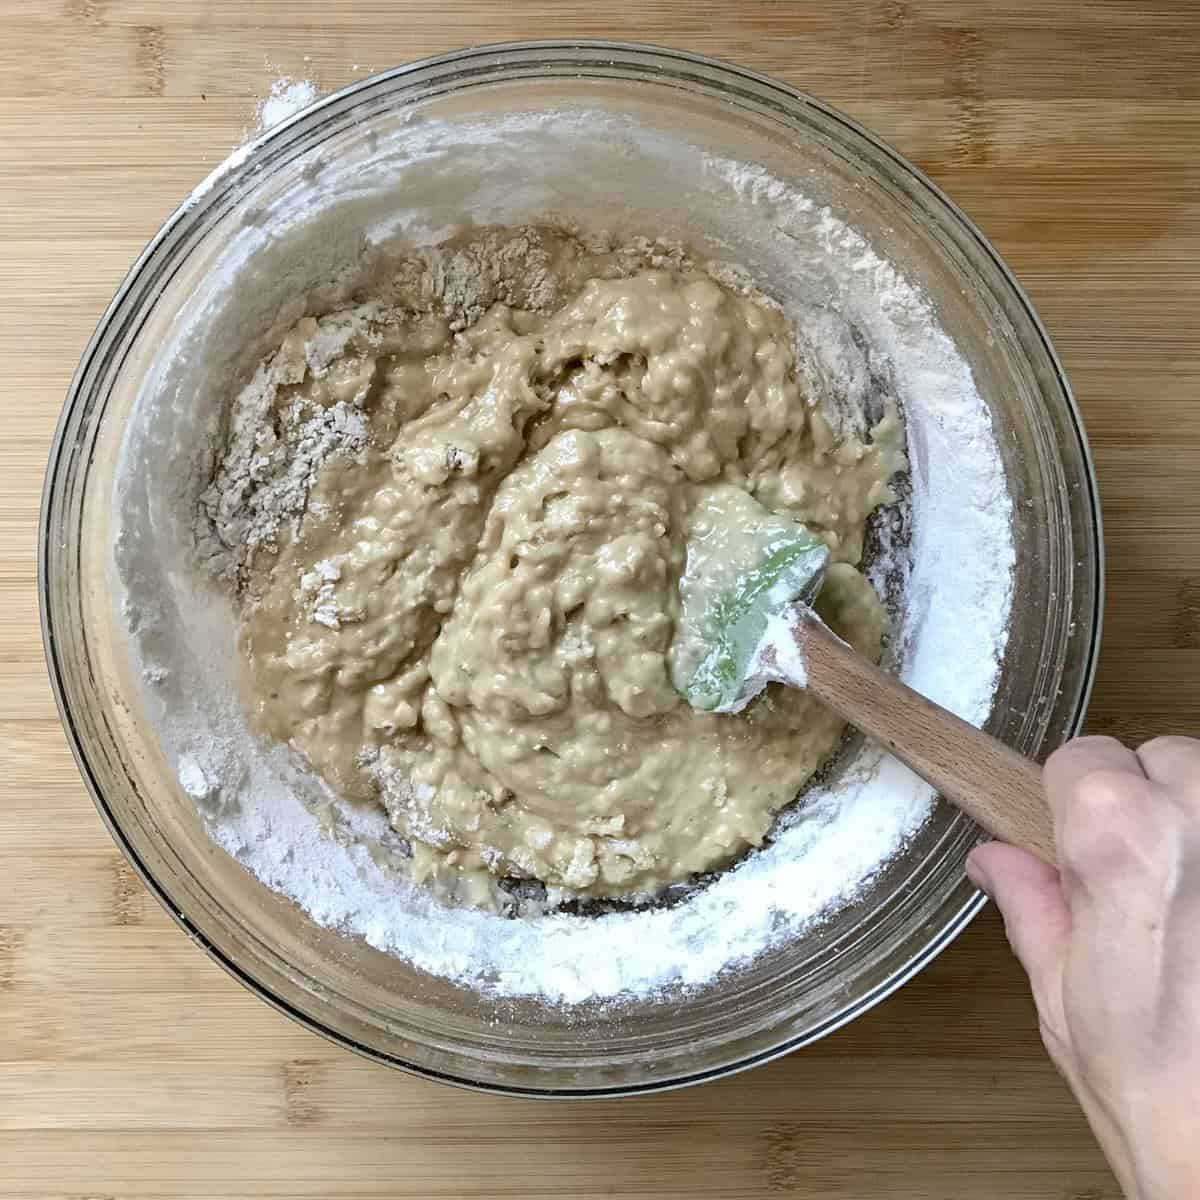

left=670, top=487, right=831, bottom=714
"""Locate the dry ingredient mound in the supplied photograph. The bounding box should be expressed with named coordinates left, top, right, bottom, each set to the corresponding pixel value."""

left=199, top=224, right=905, bottom=909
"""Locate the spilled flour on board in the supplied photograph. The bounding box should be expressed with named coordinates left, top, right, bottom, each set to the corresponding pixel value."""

left=257, top=76, right=319, bottom=131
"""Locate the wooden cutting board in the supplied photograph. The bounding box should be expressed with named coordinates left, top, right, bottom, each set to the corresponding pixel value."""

left=3, top=2, right=1198, bottom=1196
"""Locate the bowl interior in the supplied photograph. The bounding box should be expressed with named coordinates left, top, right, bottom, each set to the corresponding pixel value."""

left=42, top=43, right=1100, bottom=1094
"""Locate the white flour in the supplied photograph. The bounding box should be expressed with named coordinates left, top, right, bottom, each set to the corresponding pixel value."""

left=257, top=76, right=319, bottom=131
left=113, top=109, right=1014, bottom=1006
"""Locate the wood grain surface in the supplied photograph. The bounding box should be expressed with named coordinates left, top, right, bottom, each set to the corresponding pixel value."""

left=3, top=1, right=1199, bottom=1196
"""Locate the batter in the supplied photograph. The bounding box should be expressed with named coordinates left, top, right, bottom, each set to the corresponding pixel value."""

left=203, top=226, right=906, bottom=907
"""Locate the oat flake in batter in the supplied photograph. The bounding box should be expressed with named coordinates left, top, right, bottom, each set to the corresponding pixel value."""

left=202, top=225, right=906, bottom=908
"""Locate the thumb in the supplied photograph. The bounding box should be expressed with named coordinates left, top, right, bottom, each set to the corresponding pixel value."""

left=967, top=842, right=1072, bottom=1000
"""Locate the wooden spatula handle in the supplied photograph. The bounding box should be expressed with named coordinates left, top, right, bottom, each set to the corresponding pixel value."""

left=793, top=611, right=1057, bottom=864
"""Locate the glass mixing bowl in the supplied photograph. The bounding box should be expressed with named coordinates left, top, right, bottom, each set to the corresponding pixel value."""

left=40, top=41, right=1101, bottom=1095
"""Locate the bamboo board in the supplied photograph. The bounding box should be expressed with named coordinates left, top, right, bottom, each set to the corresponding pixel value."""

left=4, top=2, right=1199, bottom=1195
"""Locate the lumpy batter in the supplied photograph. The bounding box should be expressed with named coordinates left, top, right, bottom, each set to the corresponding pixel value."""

left=205, top=226, right=906, bottom=907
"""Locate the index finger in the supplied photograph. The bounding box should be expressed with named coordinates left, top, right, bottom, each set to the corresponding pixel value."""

left=1042, top=735, right=1157, bottom=905
left=1043, top=734, right=1146, bottom=828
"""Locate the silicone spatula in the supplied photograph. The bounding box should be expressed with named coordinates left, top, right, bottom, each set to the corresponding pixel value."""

left=675, top=492, right=1056, bottom=863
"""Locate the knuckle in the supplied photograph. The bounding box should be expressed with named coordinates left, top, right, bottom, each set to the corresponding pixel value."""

left=1045, top=737, right=1118, bottom=774
left=1138, top=734, right=1196, bottom=754
left=1059, top=769, right=1148, bottom=873
left=1063, top=734, right=1127, bottom=757
left=1139, top=734, right=1200, bottom=766
left=1071, top=767, right=1142, bottom=817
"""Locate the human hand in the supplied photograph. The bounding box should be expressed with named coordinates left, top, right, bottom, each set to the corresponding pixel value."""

left=967, top=736, right=1200, bottom=1200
